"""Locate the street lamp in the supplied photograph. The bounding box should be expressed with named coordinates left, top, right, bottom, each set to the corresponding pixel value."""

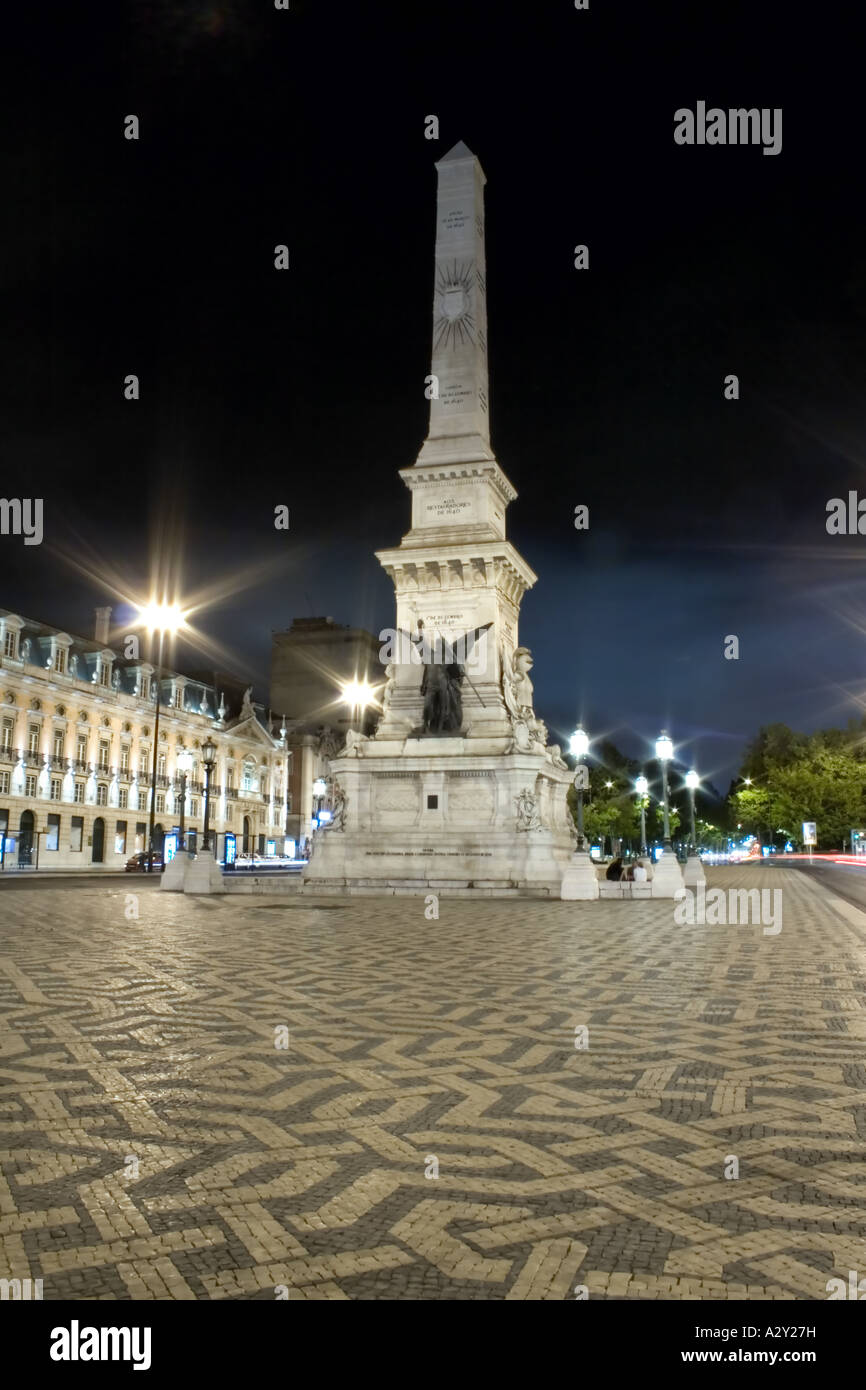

left=561, top=723, right=599, bottom=900
left=201, top=735, right=217, bottom=852
left=176, top=748, right=193, bottom=851
left=635, top=774, right=649, bottom=855
left=655, top=732, right=674, bottom=852
left=138, top=601, right=186, bottom=873
left=685, top=769, right=699, bottom=852
left=569, top=725, right=590, bottom=850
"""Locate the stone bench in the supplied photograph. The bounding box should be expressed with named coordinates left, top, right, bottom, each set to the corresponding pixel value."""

left=598, top=879, right=653, bottom=899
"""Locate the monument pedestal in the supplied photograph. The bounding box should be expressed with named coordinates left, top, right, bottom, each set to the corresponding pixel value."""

left=160, top=850, right=189, bottom=892
left=651, top=851, right=686, bottom=898
left=303, top=741, right=574, bottom=897
left=560, top=849, right=600, bottom=901
left=183, top=849, right=225, bottom=895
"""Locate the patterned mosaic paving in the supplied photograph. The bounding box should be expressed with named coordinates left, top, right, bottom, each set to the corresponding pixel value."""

left=1, top=867, right=865, bottom=1299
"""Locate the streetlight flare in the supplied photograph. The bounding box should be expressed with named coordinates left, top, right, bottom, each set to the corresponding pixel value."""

left=136, top=601, right=187, bottom=634
left=341, top=677, right=376, bottom=710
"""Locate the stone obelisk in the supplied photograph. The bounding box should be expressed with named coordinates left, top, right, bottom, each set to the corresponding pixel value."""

left=302, top=142, right=576, bottom=897
left=416, top=141, right=493, bottom=466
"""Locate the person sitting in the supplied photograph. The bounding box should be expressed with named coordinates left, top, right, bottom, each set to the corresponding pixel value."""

left=633, top=859, right=649, bottom=883
left=605, top=856, right=624, bottom=881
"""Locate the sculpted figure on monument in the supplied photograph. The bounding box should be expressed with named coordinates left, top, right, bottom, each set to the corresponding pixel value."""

left=515, top=787, right=543, bottom=831
left=409, top=620, right=492, bottom=736
left=329, top=782, right=347, bottom=831
left=501, top=645, right=548, bottom=754
left=240, top=686, right=254, bottom=719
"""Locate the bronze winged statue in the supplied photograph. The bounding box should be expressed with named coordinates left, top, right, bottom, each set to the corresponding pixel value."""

left=396, top=620, right=493, bottom=735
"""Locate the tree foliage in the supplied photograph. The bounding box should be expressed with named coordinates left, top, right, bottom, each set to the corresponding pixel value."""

left=728, top=722, right=866, bottom=849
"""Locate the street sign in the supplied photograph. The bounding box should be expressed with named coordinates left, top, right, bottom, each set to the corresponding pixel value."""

left=802, top=821, right=817, bottom=846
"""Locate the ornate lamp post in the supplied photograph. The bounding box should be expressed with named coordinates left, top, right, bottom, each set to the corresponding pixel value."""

left=655, top=731, right=674, bottom=852
left=635, top=774, right=648, bottom=856
left=685, top=769, right=699, bottom=852
left=176, top=748, right=193, bottom=851
left=312, top=777, right=327, bottom=833
left=560, top=724, right=599, bottom=901
left=568, top=725, right=590, bottom=850
left=201, top=736, right=217, bottom=852
left=139, top=602, right=185, bottom=873
left=682, top=765, right=706, bottom=886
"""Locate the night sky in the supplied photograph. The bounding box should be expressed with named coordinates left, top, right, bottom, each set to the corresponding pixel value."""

left=4, top=0, right=864, bottom=792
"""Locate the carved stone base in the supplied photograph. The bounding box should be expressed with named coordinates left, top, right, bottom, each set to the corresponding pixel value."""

left=301, top=743, right=574, bottom=896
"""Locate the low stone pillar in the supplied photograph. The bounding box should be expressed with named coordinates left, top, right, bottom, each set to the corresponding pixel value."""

left=560, top=850, right=600, bottom=900
left=650, top=851, right=685, bottom=898
left=183, top=849, right=226, bottom=895
left=682, top=854, right=706, bottom=887
left=160, top=850, right=189, bottom=892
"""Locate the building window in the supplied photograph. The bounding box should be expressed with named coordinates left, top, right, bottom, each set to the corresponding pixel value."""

left=0, top=771, right=9, bottom=795
left=25, top=774, right=37, bottom=797
left=46, top=813, right=60, bottom=851
left=115, top=820, right=127, bottom=855
left=120, top=746, right=130, bottom=772
left=1, top=719, right=13, bottom=751
left=3, top=630, right=17, bottom=658
left=156, top=793, right=165, bottom=813
left=74, top=782, right=84, bottom=804
left=135, top=822, right=146, bottom=852
left=190, top=798, right=199, bottom=817
left=224, top=808, right=232, bottom=825
left=140, top=752, right=150, bottom=776
left=96, top=784, right=108, bottom=806
left=70, top=815, right=83, bottom=852
left=157, top=753, right=166, bottom=778
left=136, top=787, right=147, bottom=811
left=98, top=741, right=109, bottom=769
left=28, top=725, right=40, bottom=754
left=99, top=662, right=109, bottom=686
left=50, top=778, right=61, bottom=801
left=53, top=730, right=65, bottom=759
left=77, top=735, right=88, bottom=763
left=118, top=787, right=128, bottom=809
left=54, top=647, right=66, bottom=674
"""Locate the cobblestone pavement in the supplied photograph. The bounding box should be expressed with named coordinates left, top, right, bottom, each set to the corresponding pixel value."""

left=1, top=867, right=864, bottom=1300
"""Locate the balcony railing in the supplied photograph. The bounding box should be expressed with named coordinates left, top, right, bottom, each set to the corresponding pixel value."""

left=72, top=758, right=89, bottom=773
left=0, top=746, right=19, bottom=764
left=50, top=754, right=66, bottom=770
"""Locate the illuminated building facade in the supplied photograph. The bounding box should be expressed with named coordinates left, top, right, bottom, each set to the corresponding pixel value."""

left=0, top=608, right=291, bottom=870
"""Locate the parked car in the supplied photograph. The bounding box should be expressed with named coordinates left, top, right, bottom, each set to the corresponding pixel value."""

left=125, top=851, right=164, bottom=872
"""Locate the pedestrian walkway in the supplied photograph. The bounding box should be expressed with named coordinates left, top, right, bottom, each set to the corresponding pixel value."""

left=0, top=866, right=863, bottom=1299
